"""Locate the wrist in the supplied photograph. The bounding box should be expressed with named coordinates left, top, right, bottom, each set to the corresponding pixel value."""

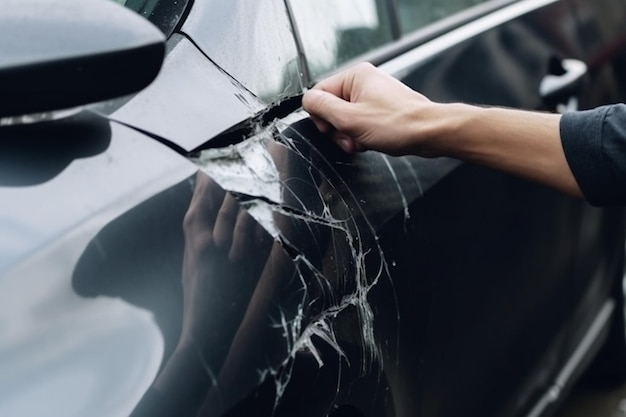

left=409, top=102, right=477, bottom=158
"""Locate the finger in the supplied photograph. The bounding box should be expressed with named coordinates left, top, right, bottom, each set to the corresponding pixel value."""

left=308, top=114, right=333, bottom=134
left=314, top=62, right=377, bottom=99
left=189, top=174, right=226, bottom=226
left=310, top=70, right=351, bottom=100
left=302, top=89, right=353, bottom=131
left=311, top=62, right=371, bottom=98
left=228, top=209, right=255, bottom=262
left=213, top=193, right=239, bottom=251
left=331, top=132, right=358, bottom=154
left=183, top=174, right=225, bottom=249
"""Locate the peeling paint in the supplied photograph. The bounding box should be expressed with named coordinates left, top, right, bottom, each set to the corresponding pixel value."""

left=194, top=131, right=282, bottom=204
left=192, top=118, right=392, bottom=411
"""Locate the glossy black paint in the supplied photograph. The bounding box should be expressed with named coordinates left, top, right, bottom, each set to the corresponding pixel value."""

left=2, top=1, right=626, bottom=417
left=122, top=0, right=190, bottom=36
left=0, top=113, right=111, bottom=186
left=0, top=117, right=196, bottom=416
left=104, top=35, right=265, bottom=152
left=382, top=1, right=626, bottom=414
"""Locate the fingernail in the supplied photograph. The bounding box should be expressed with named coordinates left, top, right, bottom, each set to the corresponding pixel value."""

left=338, top=138, right=353, bottom=153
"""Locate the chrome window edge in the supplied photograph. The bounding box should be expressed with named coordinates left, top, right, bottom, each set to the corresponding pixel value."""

left=525, top=300, right=615, bottom=417
left=378, top=0, right=559, bottom=78
left=283, top=0, right=313, bottom=87
left=304, top=0, right=518, bottom=84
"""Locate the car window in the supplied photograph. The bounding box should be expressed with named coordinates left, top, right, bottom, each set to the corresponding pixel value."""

left=396, top=0, right=491, bottom=34
left=287, top=0, right=395, bottom=80
left=289, top=0, right=499, bottom=80
left=112, top=0, right=189, bottom=36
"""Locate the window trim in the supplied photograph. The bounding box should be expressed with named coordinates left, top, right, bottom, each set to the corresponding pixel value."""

left=283, top=0, right=313, bottom=87
left=386, top=0, right=402, bottom=39
left=378, top=0, right=558, bottom=77
left=301, top=0, right=523, bottom=84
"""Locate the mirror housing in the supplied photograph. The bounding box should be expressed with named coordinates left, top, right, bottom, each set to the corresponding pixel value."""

left=0, top=0, right=166, bottom=118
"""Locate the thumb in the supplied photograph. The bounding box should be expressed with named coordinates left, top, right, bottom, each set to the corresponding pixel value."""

left=302, top=89, right=351, bottom=132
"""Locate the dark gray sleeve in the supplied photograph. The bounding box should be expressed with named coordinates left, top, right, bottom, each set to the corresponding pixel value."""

left=560, top=103, right=626, bottom=206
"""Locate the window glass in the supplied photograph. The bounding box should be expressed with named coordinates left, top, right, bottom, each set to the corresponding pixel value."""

left=288, top=0, right=394, bottom=80
left=112, top=0, right=189, bottom=36
left=397, top=0, right=491, bottom=34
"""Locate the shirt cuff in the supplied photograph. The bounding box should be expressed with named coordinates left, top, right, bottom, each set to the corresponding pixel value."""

left=560, top=105, right=626, bottom=206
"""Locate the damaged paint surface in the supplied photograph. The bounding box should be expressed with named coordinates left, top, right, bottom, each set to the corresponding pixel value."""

left=4, top=0, right=624, bottom=415
left=191, top=120, right=386, bottom=414
left=12, top=111, right=460, bottom=417
left=172, top=114, right=462, bottom=416
left=5, top=105, right=616, bottom=417
left=1, top=103, right=464, bottom=417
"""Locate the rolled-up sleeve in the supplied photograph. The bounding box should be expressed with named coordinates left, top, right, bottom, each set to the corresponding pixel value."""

left=560, top=104, right=626, bottom=206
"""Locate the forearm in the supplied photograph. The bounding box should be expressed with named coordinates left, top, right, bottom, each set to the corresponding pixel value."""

left=304, top=63, right=584, bottom=199
left=420, top=103, right=583, bottom=198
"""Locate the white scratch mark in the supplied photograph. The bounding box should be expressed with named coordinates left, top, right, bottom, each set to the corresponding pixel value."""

left=399, top=156, right=424, bottom=197
left=192, top=119, right=396, bottom=412
left=194, top=131, right=283, bottom=204
left=382, top=154, right=410, bottom=221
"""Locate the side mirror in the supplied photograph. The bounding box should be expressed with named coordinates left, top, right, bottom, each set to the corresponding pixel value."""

left=0, top=0, right=166, bottom=119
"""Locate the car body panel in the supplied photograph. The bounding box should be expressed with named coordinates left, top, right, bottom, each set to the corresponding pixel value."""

left=375, top=0, right=625, bottom=414
left=2, top=1, right=626, bottom=417
left=568, top=0, right=626, bottom=107
left=106, top=35, right=265, bottom=152
left=0, top=118, right=196, bottom=417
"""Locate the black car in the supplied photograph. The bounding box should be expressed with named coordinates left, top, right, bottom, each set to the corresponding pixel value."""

left=2, top=0, right=626, bottom=416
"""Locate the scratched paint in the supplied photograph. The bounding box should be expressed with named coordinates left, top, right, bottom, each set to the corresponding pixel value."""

left=187, top=110, right=463, bottom=415
left=192, top=119, right=389, bottom=412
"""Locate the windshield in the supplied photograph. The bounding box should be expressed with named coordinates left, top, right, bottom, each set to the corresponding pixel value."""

left=112, top=0, right=189, bottom=36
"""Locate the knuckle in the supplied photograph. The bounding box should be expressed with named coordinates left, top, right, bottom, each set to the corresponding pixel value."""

left=355, top=62, right=373, bottom=71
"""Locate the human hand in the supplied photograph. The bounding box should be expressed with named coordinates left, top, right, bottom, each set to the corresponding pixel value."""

left=153, top=173, right=274, bottom=412
left=182, top=173, right=269, bottom=264
left=179, top=174, right=273, bottom=344
left=304, top=63, right=584, bottom=200
left=302, top=62, right=442, bottom=156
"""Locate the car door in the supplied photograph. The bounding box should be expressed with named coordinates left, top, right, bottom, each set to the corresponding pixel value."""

left=102, top=0, right=626, bottom=416
left=5, top=1, right=625, bottom=417
left=281, top=0, right=626, bottom=417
